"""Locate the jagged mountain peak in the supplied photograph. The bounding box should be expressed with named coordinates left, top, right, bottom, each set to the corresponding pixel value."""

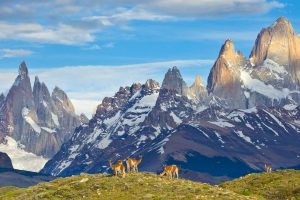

left=192, top=75, right=204, bottom=87
left=52, top=86, right=75, bottom=113
left=218, top=39, right=244, bottom=67
left=34, top=76, right=40, bottom=84
left=161, top=66, right=188, bottom=95
left=249, top=16, right=300, bottom=85
left=219, top=39, right=235, bottom=56
left=272, top=16, right=294, bottom=35
left=145, top=79, right=160, bottom=90
left=18, top=61, right=28, bottom=77
left=207, top=39, right=246, bottom=108
left=80, top=113, right=89, bottom=124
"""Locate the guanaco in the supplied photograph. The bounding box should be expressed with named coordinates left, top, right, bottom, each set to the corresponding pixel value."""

left=109, top=160, right=126, bottom=178
left=264, top=164, right=272, bottom=172
left=126, top=155, right=143, bottom=172
left=160, top=164, right=179, bottom=179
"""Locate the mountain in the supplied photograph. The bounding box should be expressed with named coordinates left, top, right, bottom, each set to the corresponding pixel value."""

left=42, top=17, right=300, bottom=183
left=0, top=152, right=13, bottom=169
left=0, top=62, right=82, bottom=171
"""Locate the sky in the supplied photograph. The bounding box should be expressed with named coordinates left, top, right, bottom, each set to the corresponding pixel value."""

left=0, top=0, right=299, bottom=117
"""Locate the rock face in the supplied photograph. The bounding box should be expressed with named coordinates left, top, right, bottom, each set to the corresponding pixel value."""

left=188, top=75, right=208, bottom=101
left=161, top=66, right=188, bottom=96
left=250, top=17, right=300, bottom=86
left=0, top=62, right=81, bottom=159
left=0, top=152, right=13, bottom=169
left=207, top=39, right=247, bottom=108
left=42, top=17, right=300, bottom=184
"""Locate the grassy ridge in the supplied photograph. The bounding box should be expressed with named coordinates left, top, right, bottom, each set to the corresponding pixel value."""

left=0, top=172, right=254, bottom=200
left=1, top=170, right=300, bottom=200
left=220, top=169, right=300, bottom=200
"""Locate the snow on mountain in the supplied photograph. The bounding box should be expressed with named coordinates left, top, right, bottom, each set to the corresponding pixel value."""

left=0, top=136, right=48, bottom=172
left=0, top=62, right=84, bottom=172
left=41, top=17, right=300, bottom=183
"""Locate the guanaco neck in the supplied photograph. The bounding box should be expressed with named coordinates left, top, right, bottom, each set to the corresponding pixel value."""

left=137, top=157, right=142, bottom=165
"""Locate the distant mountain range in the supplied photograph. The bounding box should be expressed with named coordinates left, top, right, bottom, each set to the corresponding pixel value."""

left=0, top=62, right=85, bottom=171
left=40, top=17, right=300, bottom=183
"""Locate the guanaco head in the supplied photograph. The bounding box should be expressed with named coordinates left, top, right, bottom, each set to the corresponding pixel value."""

left=117, top=160, right=123, bottom=164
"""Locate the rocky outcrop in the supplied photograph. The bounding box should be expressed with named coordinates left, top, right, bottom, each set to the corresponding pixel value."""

left=250, top=17, right=300, bottom=86
left=207, top=39, right=247, bottom=108
left=0, top=152, right=13, bottom=169
left=188, top=75, right=208, bottom=101
left=0, top=62, right=81, bottom=158
left=161, top=66, right=188, bottom=96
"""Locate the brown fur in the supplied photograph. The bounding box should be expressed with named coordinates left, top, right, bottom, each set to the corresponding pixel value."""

left=160, top=164, right=179, bottom=179
left=126, top=155, right=142, bottom=172
left=109, top=160, right=126, bottom=178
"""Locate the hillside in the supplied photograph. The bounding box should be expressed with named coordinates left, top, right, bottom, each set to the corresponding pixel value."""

left=221, top=169, right=300, bottom=199
left=0, top=172, right=254, bottom=200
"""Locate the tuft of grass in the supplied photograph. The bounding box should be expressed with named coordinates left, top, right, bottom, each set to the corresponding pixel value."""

left=220, top=169, right=300, bottom=200
left=0, top=172, right=254, bottom=200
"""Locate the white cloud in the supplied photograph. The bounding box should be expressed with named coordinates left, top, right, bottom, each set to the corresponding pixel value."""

left=0, top=59, right=214, bottom=117
left=0, top=22, right=95, bottom=45
left=0, top=0, right=284, bottom=45
left=0, top=49, right=33, bottom=59
left=82, top=42, right=115, bottom=50
left=142, top=0, right=284, bottom=18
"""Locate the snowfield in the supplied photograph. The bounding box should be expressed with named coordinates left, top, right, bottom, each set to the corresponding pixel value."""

left=0, top=136, right=48, bottom=172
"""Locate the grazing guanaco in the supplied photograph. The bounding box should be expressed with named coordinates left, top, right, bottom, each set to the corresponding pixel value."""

left=264, top=164, right=272, bottom=172
left=109, top=160, right=126, bottom=178
left=160, top=164, right=179, bottom=179
left=126, top=155, right=143, bottom=172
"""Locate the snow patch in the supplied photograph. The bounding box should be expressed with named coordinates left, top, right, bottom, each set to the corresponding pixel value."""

left=263, top=110, right=288, bottom=132
left=209, top=119, right=234, bottom=128
left=170, top=112, right=182, bottom=124
left=0, top=136, right=48, bottom=172
left=22, top=107, right=41, bottom=134
left=104, top=111, right=121, bottom=127
left=235, top=131, right=253, bottom=144
left=96, top=135, right=112, bottom=149
left=241, top=70, right=290, bottom=99
left=262, top=59, right=288, bottom=75
left=51, top=112, right=60, bottom=126
left=283, top=104, right=298, bottom=111
left=41, top=127, right=56, bottom=133
left=214, top=132, right=225, bottom=144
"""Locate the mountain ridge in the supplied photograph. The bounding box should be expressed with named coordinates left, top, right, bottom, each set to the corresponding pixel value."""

left=0, top=62, right=83, bottom=171
left=39, top=16, right=300, bottom=182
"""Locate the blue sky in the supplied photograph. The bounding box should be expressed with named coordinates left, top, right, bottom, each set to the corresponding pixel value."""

left=0, top=0, right=299, bottom=117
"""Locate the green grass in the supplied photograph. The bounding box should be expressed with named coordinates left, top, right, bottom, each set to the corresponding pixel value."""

left=220, top=169, right=300, bottom=200
left=0, top=172, right=254, bottom=200
left=1, top=170, right=300, bottom=200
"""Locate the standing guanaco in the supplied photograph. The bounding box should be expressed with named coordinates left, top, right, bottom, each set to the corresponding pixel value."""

left=126, top=155, right=143, bottom=172
left=160, top=164, right=179, bottom=179
left=109, top=160, right=126, bottom=178
left=264, top=164, right=272, bottom=172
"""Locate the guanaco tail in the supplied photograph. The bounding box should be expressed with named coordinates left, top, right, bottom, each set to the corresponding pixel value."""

left=160, top=164, right=179, bottom=179
left=109, top=160, right=126, bottom=178
left=126, top=155, right=143, bottom=172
